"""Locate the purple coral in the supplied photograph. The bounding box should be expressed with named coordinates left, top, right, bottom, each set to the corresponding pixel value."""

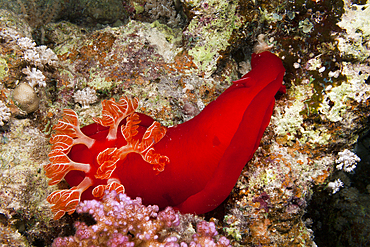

left=189, top=221, right=231, bottom=247
left=52, top=190, right=230, bottom=247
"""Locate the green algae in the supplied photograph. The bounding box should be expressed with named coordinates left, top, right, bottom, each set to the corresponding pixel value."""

left=184, top=0, right=244, bottom=77
left=0, top=57, right=9, bottom=80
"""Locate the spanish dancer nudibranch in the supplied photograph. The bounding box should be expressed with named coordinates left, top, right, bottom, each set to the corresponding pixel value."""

left=44, top=51, right=285, bottom=220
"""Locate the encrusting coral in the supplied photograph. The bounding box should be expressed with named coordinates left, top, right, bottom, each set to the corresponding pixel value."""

left=44, top=51, right=285, bottom=220
left=52, top=190, right=231, bottom=246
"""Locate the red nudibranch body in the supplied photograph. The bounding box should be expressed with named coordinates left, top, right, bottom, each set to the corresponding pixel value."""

left=44, top=51, right=285, bottom=220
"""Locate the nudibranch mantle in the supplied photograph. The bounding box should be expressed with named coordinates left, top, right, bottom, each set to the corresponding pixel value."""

left=44, top=51, right=285, bottom=219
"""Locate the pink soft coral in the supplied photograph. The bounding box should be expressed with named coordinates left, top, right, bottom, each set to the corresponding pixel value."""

left=52, top=190, right=230, bottom=247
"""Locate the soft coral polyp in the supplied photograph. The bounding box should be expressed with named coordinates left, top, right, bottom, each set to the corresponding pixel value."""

left=44, top=51, right=285, bottom=220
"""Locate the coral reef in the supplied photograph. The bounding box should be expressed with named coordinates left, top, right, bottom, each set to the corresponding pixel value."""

left=0, top=118, right=54, bottom=245
left=0, top=10, right=59, bottom=118
left=336, top=0, right=370, bottom=61
left=220, top=0, right=370, bottom=246
left=0, top=0, right=369, bottom=246
left=1, top=30, right=58, bottom=71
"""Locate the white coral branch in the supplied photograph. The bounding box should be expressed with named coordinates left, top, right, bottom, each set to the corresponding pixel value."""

left=336, top=149, right=360, bottom=172
left=73, top=87, right=98, bottom=108
left=328, top=178, right=343, bottom=194
left=22, top=66, right=46, bottom=88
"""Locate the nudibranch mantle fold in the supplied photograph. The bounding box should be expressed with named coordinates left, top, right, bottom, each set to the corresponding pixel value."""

left=44, top=51, right=285, bottom=219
